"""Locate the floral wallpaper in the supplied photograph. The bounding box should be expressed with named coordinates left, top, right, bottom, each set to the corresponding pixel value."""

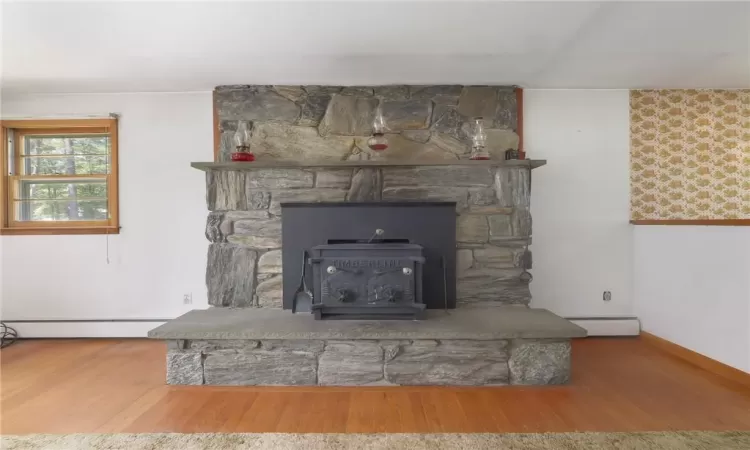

left=630, top=89, right=750, bottom=220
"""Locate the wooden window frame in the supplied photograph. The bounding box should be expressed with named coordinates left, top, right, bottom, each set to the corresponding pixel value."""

left=0, top=119, right=120, bottom=235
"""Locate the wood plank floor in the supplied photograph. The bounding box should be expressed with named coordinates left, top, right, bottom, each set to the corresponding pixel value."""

left=1, top=337, right=750, bottom=434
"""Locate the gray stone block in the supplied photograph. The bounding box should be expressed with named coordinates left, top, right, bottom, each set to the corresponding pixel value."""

left=468, top=205, right=514, bottom=215
left=457, top=267, right=530, bottom=304
left=512, top=207, right=532, bottom=237
left=381, top=100, right=432, bottom=131
left=203, top=345, right=319, bottom=385
left=230, top=217, right=282, bottom=249
left=261, top=339, right=326, bottom=353
left=486, top=129, right=520, bottom=160
left=429, top=133, right=469, bottom=157
left=509, top=340, right=571, bottom=385
left=374, top=85, right=409, bottom=100
left=401, top=130, right=432, bottom=143
left=166, top=350, right=203, bottom=385
left=316, top=169, right=353, bottom=189
left=430, top=105, right=468, bottom=142
left=272, top=85, right=305, bottom=103
left=319, top=94, right=378, bottom=136
left=215, top=87, right=300, bottom=122
left=456, top=249, right=473, bottom=274
left=385, top=340, right=509, bottom=385
left=457, top=86, right=500, bottom=120
left=225, top=210, right=271, bottom=221
left=246, top=169, right=314, bottom=189
left=348, top=168, right=382, bottom=201
left=247, top=191, right=271, bottom=210
left=269, top=189, right=348, bottom=214
left=410, top=85, right=462, bottom=102
left=340, top=86, right=374, bottom=96
left=297, top=93, right=331, bottom=126
left=189, top=340, right=260, bottom=351
left=205, top=212, right=225, bottom=243
left=249, top=122, right=353, bottom=161
left=495, top=167, right=530, bottom=208
left=473, top=246, right=516, bottom=268
left=255, top=274, right=283, bottom=308
left=206, top=244, right=257, bottom=307
left=457, top=215, right=488, bottom=243
left=257, top=250, right=282, bottom=274
left=488, top=214, right=513, bottom=239
left=495, top=88, right=518, bottom=130
left=218, top=119, right=239, bottom=132
left=304, top=86, right=343, bottom=95
left=382, top=167, right=493, bottom=188
left=207, top=171, right=246, bottom=211
left=218, top=130, right=235, bottom=162
left=318, top=341, right=386, bottom=385
left=382, top=186, right=468, bottom=211
left=469, top=187, right=496, bottom=206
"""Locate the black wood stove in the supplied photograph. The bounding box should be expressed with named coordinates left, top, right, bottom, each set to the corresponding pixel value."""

left=310, top=242, right=427, bottom=320
left=281, top=202, right=457, bottom=320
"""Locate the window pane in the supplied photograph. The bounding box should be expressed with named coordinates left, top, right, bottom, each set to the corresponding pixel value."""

left=15, top=199, right=108, bottom=221
left=21, top=155, right=110, bottom=175
left=19, top=180, right=107, bottom=200
left=23, top=136, right=109, bottom=156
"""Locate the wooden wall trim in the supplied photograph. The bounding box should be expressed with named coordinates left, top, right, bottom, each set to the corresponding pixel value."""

left=516, top=87, right=524, bottom=160
left=640, top=332, right=750, bottom=388
left=631, top=219, right=750, bottom=226
left=212, top=90, right=220, bottom=161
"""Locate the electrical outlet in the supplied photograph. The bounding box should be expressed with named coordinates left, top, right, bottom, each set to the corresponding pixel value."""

left=603, top=291, right=612, bottom=301
left=183, top=293, right=193, bottom=305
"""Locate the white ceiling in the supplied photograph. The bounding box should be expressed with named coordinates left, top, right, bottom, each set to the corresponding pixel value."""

left=1, top=1, right=749, bottom=94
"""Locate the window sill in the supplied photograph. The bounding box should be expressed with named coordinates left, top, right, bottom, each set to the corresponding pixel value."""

left=0, top=226, right=120, bottom=236
left=630, top=219, right=750, bottom=226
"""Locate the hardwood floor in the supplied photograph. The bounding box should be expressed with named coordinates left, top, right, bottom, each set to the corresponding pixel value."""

left=1, top=337, right=750, bottom=434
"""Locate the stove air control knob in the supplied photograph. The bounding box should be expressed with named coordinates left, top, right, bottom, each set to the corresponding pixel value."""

left=402, top=267, right=413, bottom=275
left=326, top=266, right=337, bottom=274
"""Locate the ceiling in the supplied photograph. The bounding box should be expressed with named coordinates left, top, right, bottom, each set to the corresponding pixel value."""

left=1, top=1, right=749, bottom=94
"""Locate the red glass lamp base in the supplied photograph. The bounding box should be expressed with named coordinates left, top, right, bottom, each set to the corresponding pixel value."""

left=231, top=152, right=255, bottom=162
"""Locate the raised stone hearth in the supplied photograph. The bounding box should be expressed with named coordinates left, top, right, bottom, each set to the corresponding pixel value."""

left=149, top=306, right=585, bottom=386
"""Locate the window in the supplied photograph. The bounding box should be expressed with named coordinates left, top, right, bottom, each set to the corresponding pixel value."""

left=1, top=119, right=119, bottom=235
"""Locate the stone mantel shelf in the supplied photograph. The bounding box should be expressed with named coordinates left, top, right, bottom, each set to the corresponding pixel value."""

left=191, top=159, right=547, bottom=171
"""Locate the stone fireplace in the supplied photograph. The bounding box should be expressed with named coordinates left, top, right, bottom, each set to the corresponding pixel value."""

left=147, top=84, right=586, bottom=386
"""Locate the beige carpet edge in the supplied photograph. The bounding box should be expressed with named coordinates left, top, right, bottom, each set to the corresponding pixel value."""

left=2, top=431, right=750, bottom=450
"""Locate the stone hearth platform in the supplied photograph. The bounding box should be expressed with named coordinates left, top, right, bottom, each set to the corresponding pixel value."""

left=149, top=307, right=586, bottom=386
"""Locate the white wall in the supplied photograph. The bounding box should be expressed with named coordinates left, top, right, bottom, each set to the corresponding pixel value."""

left=0, top=93, right=213, bottom=326
left=633, top=226, right=750, bottom=372
left=525, top=89, right=633, bottom=317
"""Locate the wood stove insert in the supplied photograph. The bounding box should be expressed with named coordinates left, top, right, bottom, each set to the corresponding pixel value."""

left=281, top=202, right=457, bottom=319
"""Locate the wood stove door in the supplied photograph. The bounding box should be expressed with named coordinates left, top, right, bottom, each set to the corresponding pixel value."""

left=316, top=258, right=416, bottom=307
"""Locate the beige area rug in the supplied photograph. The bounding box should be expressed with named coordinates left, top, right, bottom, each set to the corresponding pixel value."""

left=2, top=432, right=750, bottom=450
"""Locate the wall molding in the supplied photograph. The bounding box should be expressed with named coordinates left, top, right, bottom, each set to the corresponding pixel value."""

left=567, top=317, right=640, bottom=336
left=640, top=331, right=750, bottom=387
left=630, top=220, right=750, bottom=226
left=4, top=320, right=167, bottom=338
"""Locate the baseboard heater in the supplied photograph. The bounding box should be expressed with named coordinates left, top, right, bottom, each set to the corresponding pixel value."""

left=566, top=317, right=641, bottom=336
left=0, top=320, right=168, bottom=338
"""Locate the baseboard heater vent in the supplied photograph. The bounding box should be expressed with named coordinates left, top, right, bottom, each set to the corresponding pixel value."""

left=566, top=317, right=640, bottom=336
left=1, top=320, right=168, bottom=338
